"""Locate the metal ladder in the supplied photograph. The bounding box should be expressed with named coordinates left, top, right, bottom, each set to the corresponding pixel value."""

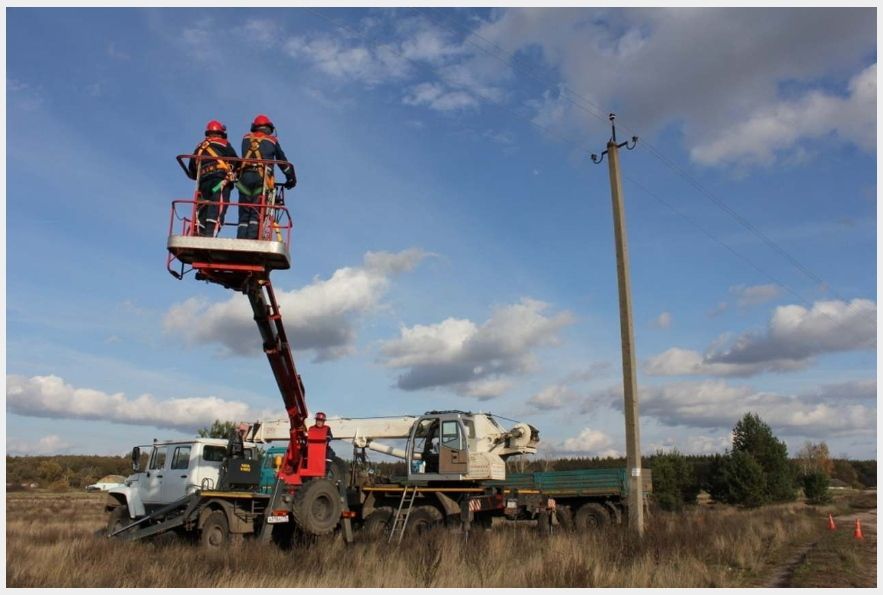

left=388, top=484, right=418, bottom=543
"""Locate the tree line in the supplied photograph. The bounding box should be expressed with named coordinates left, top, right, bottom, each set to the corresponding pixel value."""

left=8, top=413, right=875, bottom=502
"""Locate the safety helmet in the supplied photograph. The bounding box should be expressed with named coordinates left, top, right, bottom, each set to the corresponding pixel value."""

left=315, top=412, right=327, bottom=422
left=205, top=120, right=227, bottom=137
left=251, top=114, right=275, bottom=133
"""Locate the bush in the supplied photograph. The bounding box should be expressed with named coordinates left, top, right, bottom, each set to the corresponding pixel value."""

left=802, top=472, right=831, bottom=504
left=651, top=451, right=699, bottom=511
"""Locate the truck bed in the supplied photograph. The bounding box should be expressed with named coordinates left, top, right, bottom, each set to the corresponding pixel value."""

left=483, top=468, right=652, bottom=498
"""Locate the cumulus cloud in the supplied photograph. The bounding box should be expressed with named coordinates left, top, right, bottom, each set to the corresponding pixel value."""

left=472, top=8, right=874, bottom=168
left=647, top=433, right=731, bottom=456
left=164, top=249, right=425, bottom=361
left=691, top=63, right=876, bottom=167
left=403, top=82, right=480, bottom=111
left=379, top=298, right=574, bottom=398
left=284, top=35, right=410, bottom=86
left=6, top=375, right=271, bottom=433
left=596, top=378, right=876, bottom=438
left=7, top=434, right=73, bottom=456
left=646, top=299, right=875, bottom=377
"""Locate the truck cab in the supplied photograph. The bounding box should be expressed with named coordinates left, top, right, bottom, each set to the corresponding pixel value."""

left=405, top=412, right=473, bottom=481
left=106, top=438, right=257, bottom=519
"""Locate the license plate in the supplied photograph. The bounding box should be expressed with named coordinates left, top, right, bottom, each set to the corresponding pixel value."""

left=267, top=514, right=289, bottom=524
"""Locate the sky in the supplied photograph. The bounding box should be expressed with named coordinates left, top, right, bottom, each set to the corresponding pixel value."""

left=5, top=7, right=877, bottom=461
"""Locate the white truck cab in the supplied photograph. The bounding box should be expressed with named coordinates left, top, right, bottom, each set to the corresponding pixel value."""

left=106, top=438, right=256, bottom=520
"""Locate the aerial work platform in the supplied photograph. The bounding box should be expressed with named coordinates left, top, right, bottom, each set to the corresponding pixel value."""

left=166, top=153, right=294, bottom=290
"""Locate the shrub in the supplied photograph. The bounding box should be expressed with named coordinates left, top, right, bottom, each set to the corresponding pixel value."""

left=802, top=471, right=831, bottom=504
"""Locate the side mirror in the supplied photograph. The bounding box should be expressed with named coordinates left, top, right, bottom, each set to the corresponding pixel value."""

left=131, top=447, right=141, bottom=473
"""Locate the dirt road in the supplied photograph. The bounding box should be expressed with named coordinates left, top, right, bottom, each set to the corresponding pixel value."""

left=766, top=497, right=876, bottom=588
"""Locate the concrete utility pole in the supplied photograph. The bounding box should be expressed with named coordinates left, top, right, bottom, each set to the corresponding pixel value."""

left=591, top=114, right=644, bottom=538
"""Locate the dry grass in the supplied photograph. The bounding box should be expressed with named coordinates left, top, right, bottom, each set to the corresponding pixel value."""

left=7, top=492, right=827, bottom=587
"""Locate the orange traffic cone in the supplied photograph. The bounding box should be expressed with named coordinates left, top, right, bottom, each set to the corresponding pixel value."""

left=827, top=513, right=837, bottom=530
left=854, top=519, right=864, bottom=540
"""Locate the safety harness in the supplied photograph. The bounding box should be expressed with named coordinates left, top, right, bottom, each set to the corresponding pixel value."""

left=239, top=133, right=276, bottom=195
left=195, top=138, right=232, bottom=179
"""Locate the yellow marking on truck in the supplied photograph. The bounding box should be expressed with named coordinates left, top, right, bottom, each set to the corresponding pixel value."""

left=200, top=491, right=265, bottom=499
left=362, top=486, right=485, bottom=493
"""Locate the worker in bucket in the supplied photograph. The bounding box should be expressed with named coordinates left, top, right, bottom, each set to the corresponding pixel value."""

left=187, top=120, right=239, bottom=237
left=236, top=114, right=296, bottom=239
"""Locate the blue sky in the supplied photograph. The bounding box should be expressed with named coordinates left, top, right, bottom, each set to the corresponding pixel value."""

left=6, top=7, right=877, bottom=460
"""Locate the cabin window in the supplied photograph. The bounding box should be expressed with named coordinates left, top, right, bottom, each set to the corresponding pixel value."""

left=441, top=421, right=464, bottom=450
left=203, top=446, right=226, bottom=462
left=171, top=446, right=192, bottom=470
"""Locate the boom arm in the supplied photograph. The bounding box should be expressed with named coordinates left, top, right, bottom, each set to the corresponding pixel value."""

left=245, top=278, right=326, bottom=484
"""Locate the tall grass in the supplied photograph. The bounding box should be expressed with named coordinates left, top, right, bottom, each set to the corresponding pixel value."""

left=7, top=493, right=820, bottom=587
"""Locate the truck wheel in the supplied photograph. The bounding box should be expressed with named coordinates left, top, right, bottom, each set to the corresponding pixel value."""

left=574, top=503, right=610, bottom=531
left=405, top=505, right=443, bottom=534
left=554, top=506, right=574, bottom=531
left=292, top=478, right=341, bottom=536
left=106, top=505, right=130, bottom=537
left=200, top=510, right=230, bottom=549
left=362, top=507, right=393, bottom=537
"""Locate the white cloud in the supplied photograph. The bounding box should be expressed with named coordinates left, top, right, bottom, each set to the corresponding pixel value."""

left=7, top=434, right=73, bottom=456
left=731, top=283, right=782, bottom=307
left=379, top=298, right=574, bottom=398
left=472, top=8, right=874, bottom=168
left=597, top=379, right=876, bottom=438
left=646, top=299, right=876, bottom=377
left=691, top=63, right=876, bottom=167
left=654, top=311, right=672, bottom=329
left=285, top=35, right=411, bottom=86
left=6, top=375, right=272, bottom=433
left=647, top=434, right=731, bottom=456
left=557, top=427, right=616, bottom=455
left=528, top=384, right=577, bottom=410
left=403, top=82, right=480, bottom=112
left=164, top=249, right=425, bottom=362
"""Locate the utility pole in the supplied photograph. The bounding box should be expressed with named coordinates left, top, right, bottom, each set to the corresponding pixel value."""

left=591, top=113, right=644, bottom=538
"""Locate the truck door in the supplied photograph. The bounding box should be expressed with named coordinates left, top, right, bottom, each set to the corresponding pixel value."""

left=143, top=445, right=168, bottom=507
left=439, top=420, right=468, bottom=475
left=161, top=444, right=193, bottom=502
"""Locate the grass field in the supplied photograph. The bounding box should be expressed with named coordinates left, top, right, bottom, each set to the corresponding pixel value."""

left=5, top=491, right=874, bottom=587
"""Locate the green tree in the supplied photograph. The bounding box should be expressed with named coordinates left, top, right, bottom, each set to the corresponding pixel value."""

left=709, top=450, right=767, bottom=507
left=651, top=450, right=699, bottom=511
left=732, top=413, right=796, bottom=502
left=198, top=420, right=236, bottom=439
left=802, top=471, right=831, bottom=504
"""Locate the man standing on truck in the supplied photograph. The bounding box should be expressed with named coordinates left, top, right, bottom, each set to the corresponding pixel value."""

left=236, top=114, right=296, bottom=239
left=187, top=120, right=238, bottom=237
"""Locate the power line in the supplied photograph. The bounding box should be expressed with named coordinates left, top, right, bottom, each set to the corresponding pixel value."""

left=413, top=8, right=842, bottom=303
left=305, top=8, right=838, bottom=308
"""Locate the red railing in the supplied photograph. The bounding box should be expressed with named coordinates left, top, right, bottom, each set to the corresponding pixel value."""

left=166, top=154, right=296, bottom=280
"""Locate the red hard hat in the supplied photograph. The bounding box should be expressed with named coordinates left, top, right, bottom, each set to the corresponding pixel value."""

left=205, top=120, right=227, bottom=135
left=315, top=412, right=327, bottom=421
left=252, top=114, right=273, bottom=128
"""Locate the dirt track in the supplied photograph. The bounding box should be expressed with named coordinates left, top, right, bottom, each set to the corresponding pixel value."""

left=765, top=497, right=876, bottom=587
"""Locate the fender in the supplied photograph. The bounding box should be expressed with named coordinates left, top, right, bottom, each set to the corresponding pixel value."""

left=105, top=485, right=145, bottom=518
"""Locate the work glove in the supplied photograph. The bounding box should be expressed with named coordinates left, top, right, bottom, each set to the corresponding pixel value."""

left=284, top=178, right=296, bottom=190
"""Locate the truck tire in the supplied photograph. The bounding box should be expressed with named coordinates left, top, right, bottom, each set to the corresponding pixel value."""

left=106, top=505, right=131, bottom=537
left=554, top=506, right=574, bottom=531
left=291, top=478, right=341, bottom=536
left=405, top=505, right=443, bottom=535
left=574, top=502, right=610, bottom=531
left=362, top=507, right=394, bottom=537
left=200, top=510, right=230, bottom=549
